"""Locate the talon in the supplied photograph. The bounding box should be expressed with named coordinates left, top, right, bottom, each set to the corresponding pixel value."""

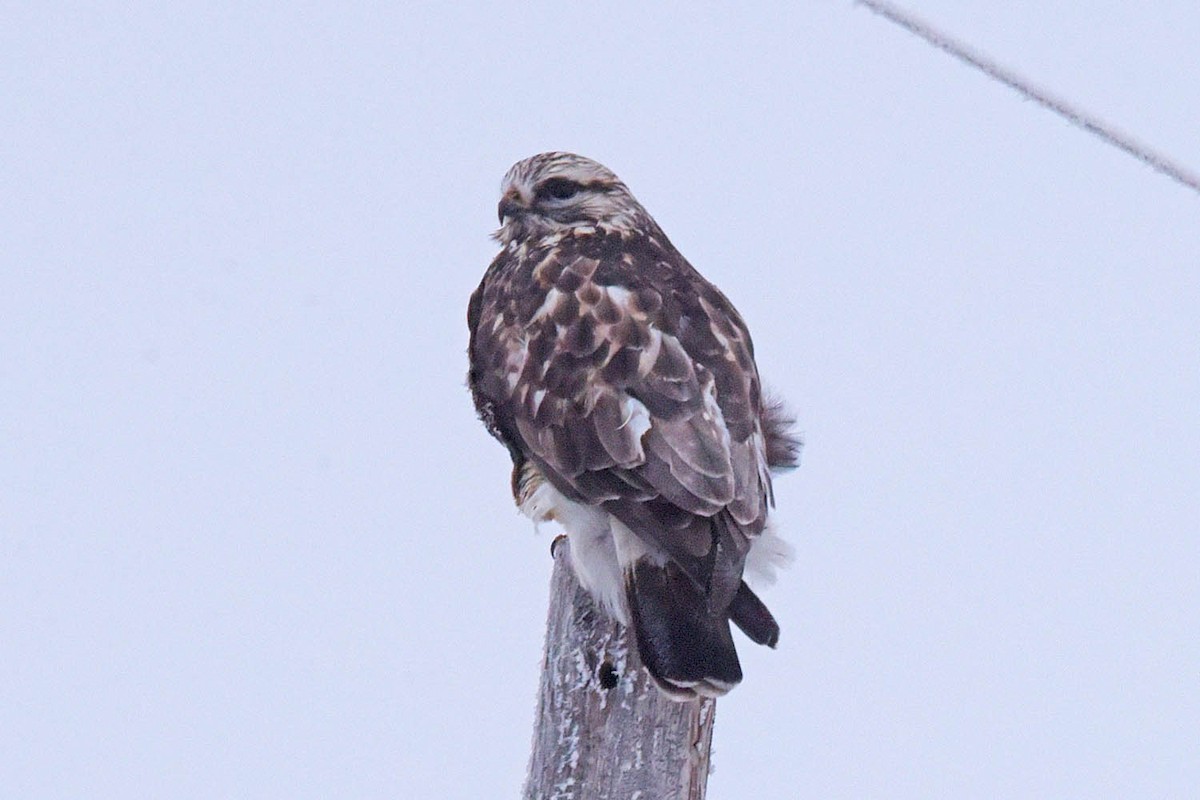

left=550, top=534, right=568, bottom=557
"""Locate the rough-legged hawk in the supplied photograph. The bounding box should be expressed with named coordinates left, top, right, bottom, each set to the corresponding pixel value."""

left=467, top=152, right=799, bottom=699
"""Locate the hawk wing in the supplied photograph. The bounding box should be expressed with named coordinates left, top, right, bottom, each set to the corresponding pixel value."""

left=469, top=228, right=772, bottom=606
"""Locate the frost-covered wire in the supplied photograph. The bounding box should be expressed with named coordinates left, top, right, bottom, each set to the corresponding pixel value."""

left=857, top=0, right=1200, bottom=197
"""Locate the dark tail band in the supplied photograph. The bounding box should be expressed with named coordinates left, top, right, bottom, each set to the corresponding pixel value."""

left=625, top=559, right=743, bottom=700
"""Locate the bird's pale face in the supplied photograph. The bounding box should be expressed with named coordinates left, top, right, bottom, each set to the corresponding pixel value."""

left=495, top=152, right=651, bottom=245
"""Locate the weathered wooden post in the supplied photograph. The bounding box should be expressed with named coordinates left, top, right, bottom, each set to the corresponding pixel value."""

left=524, top=539, right=715, bottom=800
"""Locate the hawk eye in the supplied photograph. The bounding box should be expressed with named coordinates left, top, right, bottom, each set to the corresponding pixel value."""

left=536, top=177, right=582, bottom=202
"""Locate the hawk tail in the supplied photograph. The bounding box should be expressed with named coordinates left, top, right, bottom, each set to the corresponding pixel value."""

left=625, top=560, right=744, bottom=701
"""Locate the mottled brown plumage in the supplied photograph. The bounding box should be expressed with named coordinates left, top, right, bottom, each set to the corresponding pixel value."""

left=468, top=152, right=799, bottom=698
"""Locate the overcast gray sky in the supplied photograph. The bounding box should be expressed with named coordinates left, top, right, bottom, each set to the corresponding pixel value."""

left=3, top=2, right=1197, bottom=797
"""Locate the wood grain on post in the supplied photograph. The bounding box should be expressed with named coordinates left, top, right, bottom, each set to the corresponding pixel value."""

left=523, top=539, right=715, bottom=800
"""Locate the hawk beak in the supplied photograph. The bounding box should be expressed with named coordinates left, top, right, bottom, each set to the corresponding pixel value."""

left=498, top=191, right=524, bottom=224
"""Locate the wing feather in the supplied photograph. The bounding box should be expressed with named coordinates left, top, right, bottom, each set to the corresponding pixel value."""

left=469, top=227, right=772, bottom=591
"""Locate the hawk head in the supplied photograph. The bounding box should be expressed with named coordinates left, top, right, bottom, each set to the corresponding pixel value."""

left=495, top=152, right=654, bottom=245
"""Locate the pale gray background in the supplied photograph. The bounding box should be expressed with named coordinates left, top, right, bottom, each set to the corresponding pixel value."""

left=3, top=2, right=1197, bottom=797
